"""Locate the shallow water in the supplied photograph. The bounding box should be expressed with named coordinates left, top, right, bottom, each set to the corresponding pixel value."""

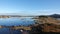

left=0, top=17, right=35, bottom=26
left=0, top=17, right=35, bottom=34
left=0, top=28, right=23, bottom=34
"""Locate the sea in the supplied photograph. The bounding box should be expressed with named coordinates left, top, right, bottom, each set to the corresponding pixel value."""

left=0, top=17, right=35, bottom=34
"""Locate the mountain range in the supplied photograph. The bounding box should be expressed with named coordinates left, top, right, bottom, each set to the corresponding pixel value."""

left=38, top=14, right=60, bottom=18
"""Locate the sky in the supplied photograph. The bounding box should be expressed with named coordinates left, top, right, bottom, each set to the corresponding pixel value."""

left=0, top=0, right=60, bottom=15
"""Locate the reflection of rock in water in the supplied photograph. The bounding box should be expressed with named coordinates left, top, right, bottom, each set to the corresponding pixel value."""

left=13, top=29, right=29, bottom=34
left=22, top=31, right=29, bottom=34
left=12, top=29, right=22, bottom=34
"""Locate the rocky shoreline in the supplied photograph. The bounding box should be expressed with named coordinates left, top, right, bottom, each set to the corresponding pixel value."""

left=30, top=16, right=60, bottom=33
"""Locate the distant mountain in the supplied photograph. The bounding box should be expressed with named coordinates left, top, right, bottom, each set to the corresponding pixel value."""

left=38, top=14, right=60, bottom=18
left=49, top=14, right=60, bottom=18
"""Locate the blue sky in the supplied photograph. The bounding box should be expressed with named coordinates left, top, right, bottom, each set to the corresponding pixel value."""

left=0, top=0, right=60, bottom=15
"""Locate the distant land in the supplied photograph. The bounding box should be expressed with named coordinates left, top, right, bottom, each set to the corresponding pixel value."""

left=49, top=14, right=60, bottom=18
left=0, top=14, right=60, bottom=18
left=38, top=14, right=60, bottom=18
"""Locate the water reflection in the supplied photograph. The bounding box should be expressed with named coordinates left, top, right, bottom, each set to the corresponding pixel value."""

left=0, top=17, right=34, bottom=34
left=0, top=18, right=35, bottom=26
left=0, top=28, right=30, bottom=34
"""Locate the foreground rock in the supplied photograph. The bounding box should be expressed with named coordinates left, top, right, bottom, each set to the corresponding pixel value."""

left=31, top=16, right=60, bottom=33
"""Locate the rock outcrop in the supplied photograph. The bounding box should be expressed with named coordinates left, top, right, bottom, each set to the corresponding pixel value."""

left=35, top=16, right=60, bottom=24
left=32, top=16, right=60, bottom=33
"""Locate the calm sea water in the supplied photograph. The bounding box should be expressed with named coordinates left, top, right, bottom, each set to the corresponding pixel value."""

left=0, top=17, right=35, bottom=34
left=0, top=17, right=35, bottom=26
